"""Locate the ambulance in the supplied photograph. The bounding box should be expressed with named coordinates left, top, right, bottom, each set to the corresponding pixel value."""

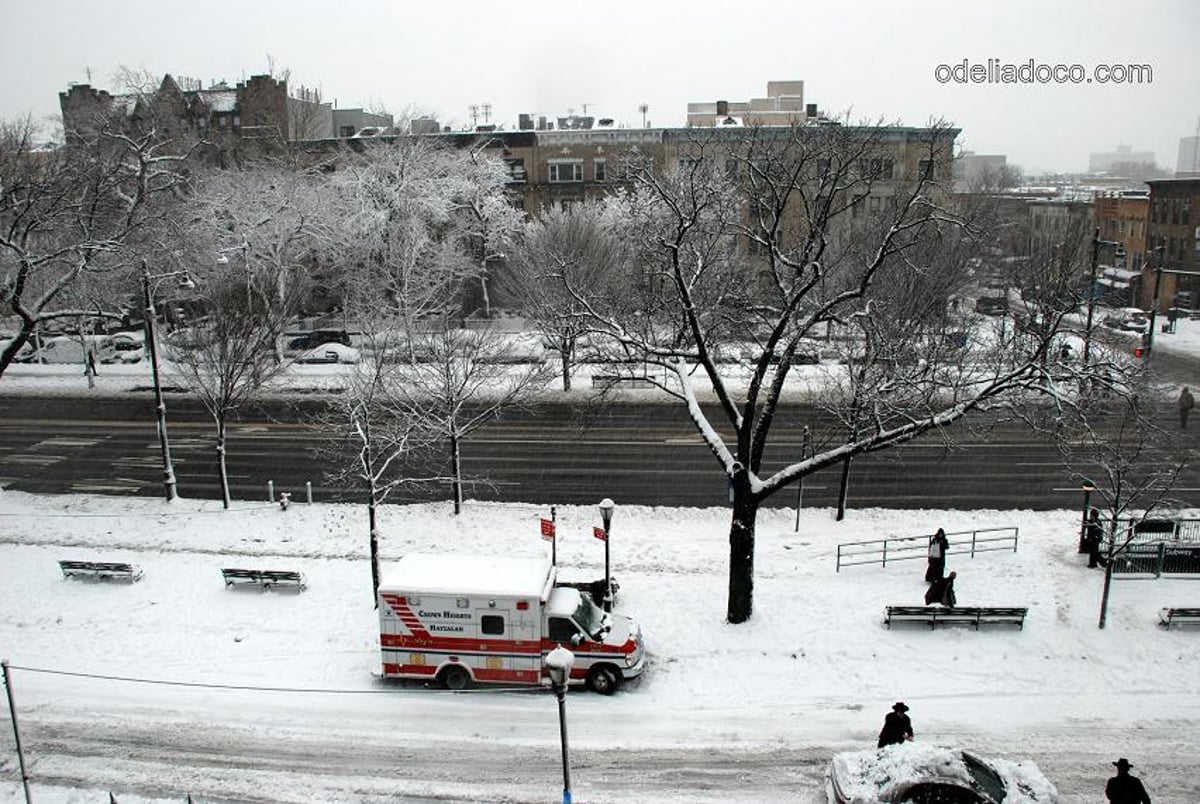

left=377, top=553, right=646, bottom=694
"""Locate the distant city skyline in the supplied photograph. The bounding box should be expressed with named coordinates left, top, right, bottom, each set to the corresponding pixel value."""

left=2, top=0, right=1197, bottom=175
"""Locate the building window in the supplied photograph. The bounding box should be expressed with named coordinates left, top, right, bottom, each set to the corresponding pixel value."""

left=505, top=158, right=527, bottom=183
left=232, top=115, right=241, bottom=127
left=548, top=160, right=583, bottom=183
left=594, top=158, right=607, bottom=182
left=869, top=196, right=883, bottom=215
left=338, top=125, right=355, bottom=137
left=918, top=159, right=935, bottom=179
left=859, top=157, right=893, bottom=180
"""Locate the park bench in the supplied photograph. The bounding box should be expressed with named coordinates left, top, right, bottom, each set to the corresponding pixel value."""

left=1158, top=607, right=1200, bottom=629
left=59, top=560, right=143, bottom=582
left=885, top=605, right=1027, bottom=630
left=221, top=567, right=306, bottom=591
left=591, top=374, right=660, bottom=390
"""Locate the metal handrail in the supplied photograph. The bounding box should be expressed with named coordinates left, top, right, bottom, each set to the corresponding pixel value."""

left=836, top=527, right=1020, bottom=572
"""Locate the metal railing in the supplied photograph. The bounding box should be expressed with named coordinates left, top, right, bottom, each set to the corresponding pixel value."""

left=836, top=526, right=1020, bottom=572
left=1107, top=517, right=1200, bottom=577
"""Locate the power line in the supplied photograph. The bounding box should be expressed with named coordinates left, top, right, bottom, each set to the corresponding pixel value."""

left=5, top=663, right=541, bottom=696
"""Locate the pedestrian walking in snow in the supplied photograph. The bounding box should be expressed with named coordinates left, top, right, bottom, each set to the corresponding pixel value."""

left=1106, top=757, right=1151, bottom=803
left=877, top=701, right=913, bottom=748
left=925, top=527, right=949, bottom=583
left=1179, top=386, right=1194, bottom=430
left=924, top=571, right=957, bottom=607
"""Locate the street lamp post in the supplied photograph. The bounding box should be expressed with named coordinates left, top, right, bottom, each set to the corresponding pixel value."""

left=598, top=498, right=615, bottom=612
left=1084, top=229, right=1121, bottom=369
left=544, top=645, right=575, bottom=804
left=1079, top=481, right=1097, bottom=553
left=142, top=259, right=194, bottom=502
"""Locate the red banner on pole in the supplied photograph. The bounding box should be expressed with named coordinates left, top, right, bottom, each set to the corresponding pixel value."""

left=593, top=526, right=607, bottom=542
left=540, top=518, right=556, bottom=540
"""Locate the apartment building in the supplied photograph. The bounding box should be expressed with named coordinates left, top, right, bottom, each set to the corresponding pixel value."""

left=1145, top=178, right=1200, bottom=312
left=59, top=73, right=337, bottom=144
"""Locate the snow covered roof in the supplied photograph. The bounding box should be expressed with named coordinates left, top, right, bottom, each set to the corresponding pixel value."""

left=379, top=553, right=553, bottom=598
left=196, top=90, right=238, bottom=113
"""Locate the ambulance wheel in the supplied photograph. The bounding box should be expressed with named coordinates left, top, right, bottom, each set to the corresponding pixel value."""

left=586, top=665, right=621, bottom=695
left=439, top=665, right=470, bottom=691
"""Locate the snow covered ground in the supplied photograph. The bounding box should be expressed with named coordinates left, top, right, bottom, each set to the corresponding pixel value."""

left=1, top=491, right=1199, bottom=802
left=0, top=311, right=1197, bottom=801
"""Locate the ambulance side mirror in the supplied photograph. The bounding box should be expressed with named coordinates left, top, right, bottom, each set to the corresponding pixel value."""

left=570, top=633, right=584, bottom=646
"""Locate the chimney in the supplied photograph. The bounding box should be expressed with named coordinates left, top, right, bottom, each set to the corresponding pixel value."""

left=716, top=100, right=729, bottom=115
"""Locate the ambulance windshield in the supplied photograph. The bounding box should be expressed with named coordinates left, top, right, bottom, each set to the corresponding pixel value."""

left=573, top=594, right=609, bottom=640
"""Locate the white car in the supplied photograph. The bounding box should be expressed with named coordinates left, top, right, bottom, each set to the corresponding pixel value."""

left=827, top=743, right=1057, bottom=803
left=296, top=342, right=360, bottom=364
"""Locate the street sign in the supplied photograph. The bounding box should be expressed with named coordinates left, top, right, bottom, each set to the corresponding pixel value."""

left=593, top=526, right=607, bottom=542
left=540, top=518, right=556, bottom=540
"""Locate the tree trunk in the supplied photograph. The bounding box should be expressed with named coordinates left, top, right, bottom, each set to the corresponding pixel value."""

left=726, top=473, right=759, bottom=624
left=560, top=349, right=571, bottom=391
left=216, top=411, right=231, bottom=509
left=1097, top=521, right=1118, bottom=628
left=450, top=429, right=463, bottom=515
left=368, top=486, right=380, bottom=609
left=836, top=456, right=852, bottom=521
left=479, top=262, right=492, bottom=319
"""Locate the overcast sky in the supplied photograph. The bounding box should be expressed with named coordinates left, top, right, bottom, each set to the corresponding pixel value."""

left=3, top=0, right=1198, bottom=174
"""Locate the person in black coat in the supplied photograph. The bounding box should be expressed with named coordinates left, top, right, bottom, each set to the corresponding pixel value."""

left=924, top=571, right=957, bottom=607
left=925, top=527, right=949, bottom=583
left=1106, top=757, right=1151, bottom=803
left=1084, top=509, right=1107, bottom=569
left=877, top=701, right=913, bottom=748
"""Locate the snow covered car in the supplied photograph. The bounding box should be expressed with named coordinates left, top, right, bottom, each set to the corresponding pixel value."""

left=109, top=331, right=146, bottom=363
left=1102, top=307, right=1149, bottom=333
left=296, top=342, right=360, bottom=364
left=827, top=743, right=1057, bottom=803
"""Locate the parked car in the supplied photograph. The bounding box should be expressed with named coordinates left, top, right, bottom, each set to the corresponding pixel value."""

left=826, top=743, right=1057, bottom=804
left=974, top=296, right=1008, bottom=316
left=283, top=330, right=353, bottom=355
left=296, top=342, right=360, bottom=364
left=1102, top=307, right=1150, bottom=333
left=29, top=335, right=118, bottom=365
left=109, top=331, right=146, bottom=364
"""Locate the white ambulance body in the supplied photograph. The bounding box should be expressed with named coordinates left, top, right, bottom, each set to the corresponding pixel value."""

left=378, top=554, right=646, bottom=694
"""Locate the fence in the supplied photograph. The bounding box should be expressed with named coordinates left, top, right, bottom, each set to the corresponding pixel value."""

left=835, top=527, right=1020, bottom=572
left=1107, top=517, right=1200, bottom=577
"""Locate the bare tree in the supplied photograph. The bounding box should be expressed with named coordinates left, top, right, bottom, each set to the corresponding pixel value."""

left=0, top=114, right=192, bottom=376
left=1045, top=375, right=1189, bottom=628
left=502, top=199, right=631, bottom=390
left=453, top=142, right=524, bottom=319
left=389, top=323, right=551, bottom=514
left=165, top=163, right=324, bottom=506
left=321, top=329, right=443, bottom=604
left=559, top=120, right=1125, bottom=623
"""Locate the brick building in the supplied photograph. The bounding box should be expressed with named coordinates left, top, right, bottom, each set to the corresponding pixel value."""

left=1145, top=178, right=1200, bottom=312
left=59, top=74, right=338, bottom=145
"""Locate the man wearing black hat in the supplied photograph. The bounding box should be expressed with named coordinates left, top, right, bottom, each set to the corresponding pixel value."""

left=1106, top=757, right=1151, bottom=803
left=877, top=701, right=913, bottom=748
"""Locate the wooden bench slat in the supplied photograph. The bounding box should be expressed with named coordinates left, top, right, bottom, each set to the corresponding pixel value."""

left=885, top=605, right=1027, bottom=630
left=59, top=560, right=142, bottom=582
left=221, top=568, right=306, bottom=591
left=1159, top=607, right=1200, bottom=628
